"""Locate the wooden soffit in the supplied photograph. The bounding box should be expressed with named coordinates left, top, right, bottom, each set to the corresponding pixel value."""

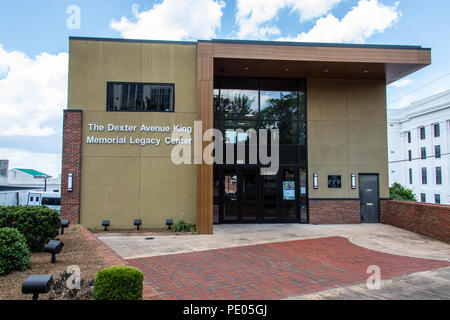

left=204, top=40, right=431, bottom=84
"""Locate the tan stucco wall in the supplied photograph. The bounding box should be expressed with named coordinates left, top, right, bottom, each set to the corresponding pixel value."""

left=68, top=39, right=198, bottom=229
left=307, top=78, right=389, bottom=199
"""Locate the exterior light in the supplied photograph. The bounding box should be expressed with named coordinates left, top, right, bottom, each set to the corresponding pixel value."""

left=285, top=68, right=290, bottom=72
left=102, top=220, right=110, bottom=231
left=22, top=274, right=53, bottom=300
left=60, top=219, right=70, bottom=235
left=243, top=66, right=249, bottom=71
left=166, top=219, right=174, bottom=230
left=313, top=173, right=318, bottom=189
left=351, top=174, right=357, bottom=189
left=43, top=240, right=64, bottom=264
left=67, top=173, right=73, bottom=192
left=134, top=219, right=142, bottom=231
left=323, top=69, right=329, bottom=73
left=363, top=70, right=368, bottom=73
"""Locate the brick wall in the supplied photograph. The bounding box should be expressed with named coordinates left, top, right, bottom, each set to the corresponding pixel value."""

left=60, top=110, right=82, bottom=223
left=309, top=199, right=361, bottom=224
left=383, top=200, right=450, bottom=243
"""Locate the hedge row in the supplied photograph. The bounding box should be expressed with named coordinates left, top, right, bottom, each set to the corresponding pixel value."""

left=0, top=227, right=31, bottom=275
left=0, top=206, right=61, bottom=252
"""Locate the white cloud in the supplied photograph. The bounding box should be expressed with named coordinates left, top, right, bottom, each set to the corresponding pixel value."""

left=0, top=148, right=61, bottom=177
left=235, top=0, right=344, bottom=39
left=279, top=0, right=401, bottom=43
left=390, top=78, right=413, bottom=88
left=0, top=45, right=68, bottom=137
left=110, top=0, right=225, bottom=40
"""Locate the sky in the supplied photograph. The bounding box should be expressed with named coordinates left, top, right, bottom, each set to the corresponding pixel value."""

left=0, top=0, right=449, bottom=177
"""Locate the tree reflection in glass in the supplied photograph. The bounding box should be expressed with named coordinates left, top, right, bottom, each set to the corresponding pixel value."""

left=220, top=89, right=258, bottom=119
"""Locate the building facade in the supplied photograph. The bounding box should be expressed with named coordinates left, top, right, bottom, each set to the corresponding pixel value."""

left=62, top=37, right=431, bottom=233
left=388, top=90, right=450, bottom=204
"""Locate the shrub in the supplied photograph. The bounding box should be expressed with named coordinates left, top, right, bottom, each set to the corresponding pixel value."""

left=0, top=206, right=61, bottom=252
left=0, top=227, right=31, bottom=275
left=172, top=220, right=196, bottom=233
left=389, top=183, right=417, bottom=202
left=93, top=266, right=143, bottom=300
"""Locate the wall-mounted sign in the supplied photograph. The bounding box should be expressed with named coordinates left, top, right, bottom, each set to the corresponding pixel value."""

left=85, top=123, right=193, bottom=147
left=328, top=175, right=342, bottom=188
left=283, top=181, right=295, bottom=200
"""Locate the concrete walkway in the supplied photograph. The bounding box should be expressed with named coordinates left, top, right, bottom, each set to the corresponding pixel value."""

left=286, top=267, right=450, bottom=300
left=98, top=224, right=450, bottom=261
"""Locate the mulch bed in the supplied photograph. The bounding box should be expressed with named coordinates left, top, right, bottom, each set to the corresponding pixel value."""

left=0, top=226, right=107, bottom=300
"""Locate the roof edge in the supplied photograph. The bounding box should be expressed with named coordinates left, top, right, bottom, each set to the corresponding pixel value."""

left=69, top=36, right=197, bottom=45
left=202, top=39, right=431, bottom=51
left=68, top=37, right=431, bottom=51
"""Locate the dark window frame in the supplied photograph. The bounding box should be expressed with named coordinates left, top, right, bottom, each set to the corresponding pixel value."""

left=407, top=131, right=411, bottom=143
left=409, top=168, right=413, bottom=184
left=435, top=145, right=441, bottom=159
left=408, top=150, right=412, bottom=161
left=436, top=167, right=442, bottom=185
left=435, top=194, right=441, bottom=204
left=421, top=167, right=427, bottom=184
left=434, top=123, right=440, bottom=137
left=421, top=193, right=426, bottom=202
left=106, top=81, right=175, bottom=113
left=421, top=147, right=426, bottom=160
left=420, top=127, right=426, bottom=140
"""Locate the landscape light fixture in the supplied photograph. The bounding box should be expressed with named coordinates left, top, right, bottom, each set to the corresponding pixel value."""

left=313, top=173, right=318, bottom=189
left=102, top=220, right=110, bottom=231
left=166, top=219, right=174, bottom=230
left=43, top=240, right=64, bottom=264
left=60, top=219, right=70, bottom=235
left=351, top=174, right=357, bottom=189
left=22, top=274, right=53, bottom=300
left=67, top=173, right=73, bottom=192
left=134, top=219, right=142, bottom=231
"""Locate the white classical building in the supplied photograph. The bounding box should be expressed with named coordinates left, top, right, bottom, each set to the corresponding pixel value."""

left=388, top=89, right=450, bottom=204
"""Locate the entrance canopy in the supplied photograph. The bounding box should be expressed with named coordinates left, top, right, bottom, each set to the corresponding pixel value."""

left=210, top=40, right=431, bottom=84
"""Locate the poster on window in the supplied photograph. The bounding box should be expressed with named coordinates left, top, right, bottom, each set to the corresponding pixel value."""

left=283, top=181, right=295, bottom=200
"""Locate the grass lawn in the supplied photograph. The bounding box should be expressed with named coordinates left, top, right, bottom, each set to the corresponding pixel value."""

left=0, top=226, right=107, bottom=300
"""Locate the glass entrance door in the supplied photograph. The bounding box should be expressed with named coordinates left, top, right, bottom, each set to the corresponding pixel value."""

left=280, top=168, right=299, bottom=221
left=221, top=167, right=259, bottom=223
left=218, top=166, right=304, bottom=223
left=241, top=168, right=258, bottom=222
left=223, top=168, right=238, bottom=222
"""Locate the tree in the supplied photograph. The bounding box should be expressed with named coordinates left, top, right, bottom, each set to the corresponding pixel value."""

left=389, top=182, right=417, bottom=201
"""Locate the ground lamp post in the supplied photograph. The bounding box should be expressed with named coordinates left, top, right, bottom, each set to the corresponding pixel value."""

left=43, top=240, right=64, bottom=263
left=102, top=220, right=110, bottom=231
left=134, top=219, right=142, bottom=231
left=22, top=274, right=53, bottom=300
left=166, top=219, right=173, bottom=230
left=60, top=219, right=70, bottom=235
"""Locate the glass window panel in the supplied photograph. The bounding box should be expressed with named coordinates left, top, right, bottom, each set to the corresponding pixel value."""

left=262, top=174, right=278, bottom=220
left=220, top=89, right=258, bottom=119
left=107, top=82, right=173, bottom=112
left=259, top=91, right=298, bottom=120
left=259, top=121, right=298, bottom=145
left=281, top=168, right=297, bottom=219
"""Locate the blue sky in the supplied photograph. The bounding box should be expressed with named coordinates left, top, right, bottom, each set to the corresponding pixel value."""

left=0, top=0, right=449, bottom=176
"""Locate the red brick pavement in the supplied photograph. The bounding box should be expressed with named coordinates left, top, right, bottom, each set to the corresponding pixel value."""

left=126, top=236, right=450, bottom=300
